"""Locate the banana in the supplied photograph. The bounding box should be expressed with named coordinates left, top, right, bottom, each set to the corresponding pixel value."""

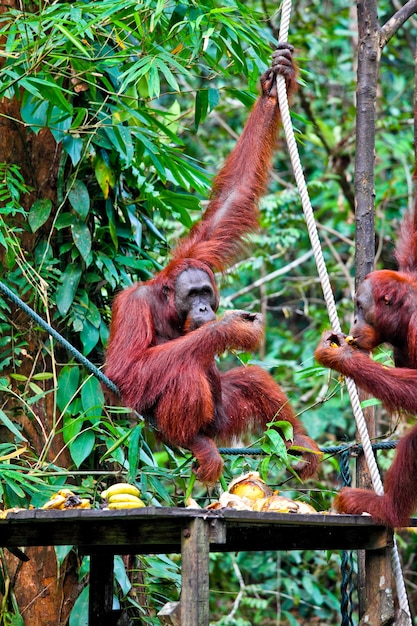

left=107, top=493, right=143, bottom=504
left=41, top=489, right=91, bottom=510
left=42, top=494, right=66, bottom=510
left=101, top=483, right=141, bottom=499
left=108, top=500, right=145, bottom=509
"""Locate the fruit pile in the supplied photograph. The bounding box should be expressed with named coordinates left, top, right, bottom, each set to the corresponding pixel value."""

left=206, top=472, right=318, bottom=514
left=41, top=489, right=90, bottom=510
left=100, top=483, right=145, bottom=509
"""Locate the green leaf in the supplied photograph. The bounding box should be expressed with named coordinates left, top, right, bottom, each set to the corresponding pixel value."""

left=9, top=374, right=28, bottom=382
left=63, top=416, right=83, bottom=445
left=63, top=135, right=84, bottom=165
left=127, top=424, right=142, bottom=482
left=114, top=555, right=131, bottom=596
left=20, top=77, right=73, bottom=114
left=208, top=87, right=220, bottom=111
left=48, top=106, right=72, bottom=142
left=194, top=89, right=208, bottom=130
left=54, top=22, right=91, bottom=57
left=55, top=213, right=74, bottom=230
left=361, top=397, right=382, bottom=408
left=94, top=153, right=116, bottom=199
left=28, top=198, right=52, bottom=232
left=147, top=64, right=161, bottom=99
left=71, top=220, right=92, bottom=262
left=261, top=428, right=288, bottom=462
left=69, top=429, right=95, bottom=468
left=80, top=320, right=99, bottom=355
left=3, top=478, right=26, bottom=499
left=32, top=372, right=54, bottom=381
left=99, top=429, right=132, bottom=463
left=86, top=300, right=101, bottom=329
left=55, top=545, right=73, bottom=576
left=154, top=57, right=180, bottom=92
left=57, top=366, right=80, bottom=412
left=0, top=409, right=27, bottom=442
left=69, top=584, right=89, bottom=626
left=268, top=419, right=294, bottom=441
left=68, top=180, right=90, bottom=219
left=20, top=95, right=48, bottom=133
left=28, top=382, right=44, bottom=395
left=9, top=612, right=24, bottom=626
left=56, top=264, right=82, bottom=316
left=81, top=377, right=104, bottom=420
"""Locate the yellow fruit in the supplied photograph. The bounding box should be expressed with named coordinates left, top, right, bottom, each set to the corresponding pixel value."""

left=229, top=471, right=273, bottom=501
left=42, top=494, right=66, bottom=510
left=295, top=501, right=318, bottom=514
left=107, top=493, right=143, bottom=504
left=252, top=495, right=317, bottom=514
left=252, top=495, right=297, bottom=513
left=101, top=483, right=141, bottom=499
left=345, top=335, right=355, bottom=345
left=108, top=500, right=145, bottom=509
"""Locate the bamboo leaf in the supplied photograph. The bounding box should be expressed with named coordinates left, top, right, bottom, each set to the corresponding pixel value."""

left=0, top=409, right=27, bottom=442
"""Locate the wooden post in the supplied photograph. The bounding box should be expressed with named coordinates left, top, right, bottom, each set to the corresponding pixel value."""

left=180, top=517, right=210, bottom=626
left=354, top=1, right=394, bottom=622
left=357, top=546, right=394, bottom=626
left=89, top=552, right=115, bottom=626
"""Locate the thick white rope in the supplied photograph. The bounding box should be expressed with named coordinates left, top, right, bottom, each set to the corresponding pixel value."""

left=277, top=1, right=411, bottom=620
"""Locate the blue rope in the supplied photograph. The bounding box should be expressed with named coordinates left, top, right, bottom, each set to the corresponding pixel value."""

left=218, top=441, right=398, bottom=456
left=0, top=280, right=119, bottom=396
left=339, top=449, right=354, bottom=626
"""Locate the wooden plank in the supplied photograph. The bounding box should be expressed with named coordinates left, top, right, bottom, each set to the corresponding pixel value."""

left=181, top=517, right=210, bottom=626
left=0, top=508, right=397, bottom=554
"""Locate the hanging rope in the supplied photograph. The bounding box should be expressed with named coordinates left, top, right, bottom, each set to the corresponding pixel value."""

left=0, top=280, right=119, bottom=397
left=276, top=1, right=411, bottom=621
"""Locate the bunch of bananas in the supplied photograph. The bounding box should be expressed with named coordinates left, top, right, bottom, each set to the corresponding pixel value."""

left=42, top=489, right=90, bottom=510
left=101, top=483, right=145, bottom=510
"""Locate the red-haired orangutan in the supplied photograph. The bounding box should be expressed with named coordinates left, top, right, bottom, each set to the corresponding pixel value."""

left=105, top=43, right=321, bottom=484
left=315, top=199, right=417, bottom=526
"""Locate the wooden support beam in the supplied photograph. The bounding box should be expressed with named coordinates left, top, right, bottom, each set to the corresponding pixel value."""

left=357, top=546, right=394, bottom=626
left=180, top=517, right=210, bottom=626
left=89, top=552, right=117, bottom=626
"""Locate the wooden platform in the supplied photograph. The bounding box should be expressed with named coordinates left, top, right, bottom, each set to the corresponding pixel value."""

left=0, top=507, right=394, bottom=625
left=0, top=505, right=391, bottom=552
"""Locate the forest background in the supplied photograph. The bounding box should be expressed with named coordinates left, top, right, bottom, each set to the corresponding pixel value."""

left=0, top=0, right=417, bottom=624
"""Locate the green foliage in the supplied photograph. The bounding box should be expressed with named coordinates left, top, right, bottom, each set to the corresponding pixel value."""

left=209, top=549, right=350, bottom=625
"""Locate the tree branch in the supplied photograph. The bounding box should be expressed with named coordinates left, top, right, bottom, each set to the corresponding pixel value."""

left=380, top=0, right=417, bottom=47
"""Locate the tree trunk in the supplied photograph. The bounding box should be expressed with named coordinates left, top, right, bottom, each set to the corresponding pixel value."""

left=0, top=2, right=77, bottom=622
